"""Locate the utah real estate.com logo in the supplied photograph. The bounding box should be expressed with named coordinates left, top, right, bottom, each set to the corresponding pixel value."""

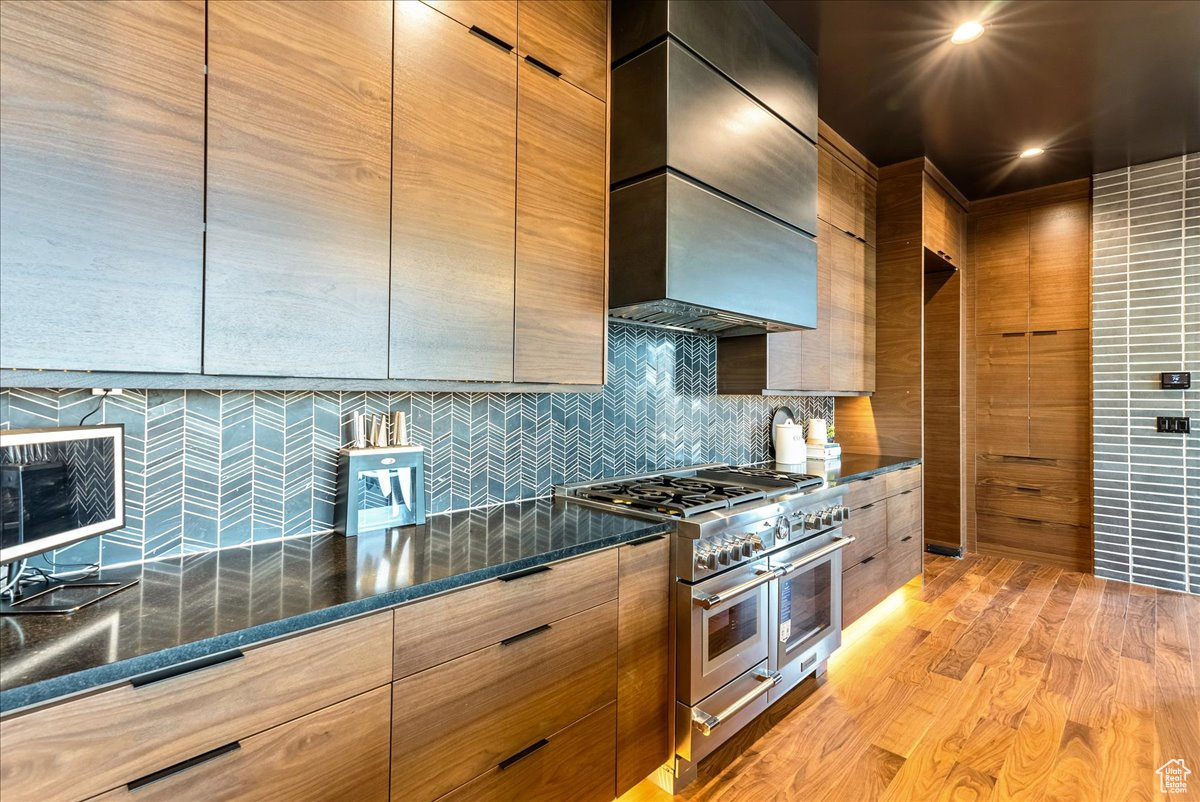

left=1158, top=759, right=1191, bottom=794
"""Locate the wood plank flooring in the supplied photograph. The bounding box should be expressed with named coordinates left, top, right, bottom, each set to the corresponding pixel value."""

left=623, top=553, right=1200, bottom=802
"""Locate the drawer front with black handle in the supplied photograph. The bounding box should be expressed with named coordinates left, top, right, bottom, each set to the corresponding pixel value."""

left=437, top=702, right=617, bottom=802
left=393, top=547, right=618, bottom=679
left=390, top=600, right=617, bottom=801
left=0, top=613, right=393, bottom=802
left=89, top=686, right=391, bottom=802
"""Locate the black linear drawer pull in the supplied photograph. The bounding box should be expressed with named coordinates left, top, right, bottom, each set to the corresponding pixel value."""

left=499, top=565, right=551, bottom=582
left=1016, top=517, right=1042, bottom=525
left=498, top=738, right=549, bottom=770
left=857, top=476, right=874, bottom=482
left=1015, top=486, right=1041, bottom=493
left=860, top=555, right=876, bottom=565
left=900, top=536, right=914, bottom=543
left=944, top=254, right=954, bottom=261
left=127, top=742, right=241, bottom=790
left=844, top=229, right=856, bottom=238
left=501, top=623, right=551, bottom=646
left=469, top=25, right=514, bottom=51
left=130, top=649, right=245, bottom=688
left=861, top=503, right=876, bottom=510
left=627, top=533, right=666, bottom=547
left=1001, top=332, right=1025, bottom=337
left=900, top=490, right=914, bottom=495
left=1032, top=330, right=1058, bottom=336
left=524, top=55, right=561, bottom=77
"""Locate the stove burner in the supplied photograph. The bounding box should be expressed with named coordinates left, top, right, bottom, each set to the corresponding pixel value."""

left=577, top=473, right=766, bottom=517
left=704, top=466, right=824, bottom=488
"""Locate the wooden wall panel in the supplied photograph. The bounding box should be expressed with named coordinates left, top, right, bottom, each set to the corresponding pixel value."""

left=923, top=269, right=962, bottom=551
left=0, top=0, right=205, bottom=373
left=391, top=2, right=517, bottom=381
left=836, top=159, right=923, bottom=457
left=1030, top=329, right=1091, bottom=460
left=973, top=209, right=1029, bottom=335
left=976, top=333, right=1030, bottom=457
left=1029, top=198, right=1091, bottom=332
left=205, top=0, right=393, bottom=379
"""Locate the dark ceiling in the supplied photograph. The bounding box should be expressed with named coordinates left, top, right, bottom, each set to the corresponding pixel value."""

left=765, top=0, right=1200, bottom=199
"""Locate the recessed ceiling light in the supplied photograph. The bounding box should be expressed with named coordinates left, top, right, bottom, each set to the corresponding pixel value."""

left=1019, top=147, right=1045, bottom=159
left=951, top=20, right=985, bottom=45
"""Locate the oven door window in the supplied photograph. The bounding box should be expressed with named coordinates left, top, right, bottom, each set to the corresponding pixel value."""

left=707, top=593, right=760, bottom=664
left=779, top=560, right=833, bottom=654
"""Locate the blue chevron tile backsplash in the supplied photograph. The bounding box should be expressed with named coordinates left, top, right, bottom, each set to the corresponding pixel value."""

left=0, top=323, right=833, bottom=567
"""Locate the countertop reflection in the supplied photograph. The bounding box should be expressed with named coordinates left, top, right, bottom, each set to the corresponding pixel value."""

left=0, top=498, right=671, bottom=713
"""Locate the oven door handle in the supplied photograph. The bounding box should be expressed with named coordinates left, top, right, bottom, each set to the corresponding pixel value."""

left=779, top=535, right=856, bottom=575
left=694, top=566, right=782, bottom=610
left=692, top=669, right=781, bottom=736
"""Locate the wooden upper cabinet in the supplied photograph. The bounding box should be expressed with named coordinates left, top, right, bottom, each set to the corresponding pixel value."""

left=794, top=218, right=836, bottom=389
left=517, top=0, right=608, bottom=100
left=977, top=333, right=1030, bottom=456
left=514, top=61, right=607, bottom=384
left=923, top=175, right=965, bottom=265
left=391, top=1, right=517, bottom=381
left=205, top=0, right=392, bottom=379
left=1029, top=330, right=1090, bottom=459
left=973, top=209, right=1030, bottom=335
left=829, top=234, right=873, bottom=392
left=423, top=0, right=517, bottom=47
left=1029, top=198, right=1090, bottom=332
left=0, top=0, right=204, bottom=373
left=818, top=143, right=873, bottom=243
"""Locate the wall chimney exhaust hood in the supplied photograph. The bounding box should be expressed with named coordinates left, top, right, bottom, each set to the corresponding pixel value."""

left=608, top=0, right=819, bottom=336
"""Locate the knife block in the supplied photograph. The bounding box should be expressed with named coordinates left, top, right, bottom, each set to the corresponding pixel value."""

left=334, top=445, right=426, bottom=536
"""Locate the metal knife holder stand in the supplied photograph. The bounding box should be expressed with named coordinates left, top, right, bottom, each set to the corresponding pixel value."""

left=334, top=445, right=426, bottom=536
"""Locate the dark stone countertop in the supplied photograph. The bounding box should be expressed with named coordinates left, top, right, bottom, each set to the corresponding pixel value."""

left=0, top=498, right=671, bottom=714
left=813, top=452, right=922, bottom=485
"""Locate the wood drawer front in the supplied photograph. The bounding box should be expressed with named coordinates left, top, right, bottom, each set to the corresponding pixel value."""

left=976, top=484, right=1090, bottom=527
left=842, top=474, right=888, bottom=510
left=976, top=512, right=1093, bottom=573
left=886, top=465, right=922, bottom=495
left=437, top=702, right=617, bottom=802
left=1, top=613, right=392, bottom=802
left=842, top=500, right=888, bottom=567
left=887, top=529, right=923, bottom=588
left=393, top=548, right=617, bottom=679
left=842, top=549, right=890, bottom=626
left=391, top=601, right=617, bottom=802
left=88, top=687, right=391, bottom=802
left=887, top=489, right=922, bottom=546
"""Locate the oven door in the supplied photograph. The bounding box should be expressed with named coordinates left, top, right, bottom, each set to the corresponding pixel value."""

left=768, top=532, right=852, bottom=695
left=679, top=558, right=772, bottom=704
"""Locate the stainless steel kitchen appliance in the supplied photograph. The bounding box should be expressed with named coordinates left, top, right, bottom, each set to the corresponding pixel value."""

left=334, top=445, right=425, bottom=535
left=556, top=464, right=853, bottom=790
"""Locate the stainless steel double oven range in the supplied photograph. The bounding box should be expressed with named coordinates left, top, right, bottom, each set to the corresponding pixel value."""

left=556, top=464, right=854, bottom=790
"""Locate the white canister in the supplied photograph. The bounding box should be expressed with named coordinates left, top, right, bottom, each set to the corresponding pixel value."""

left=774, top=418, right=807, bottom=464
left=806, top=418, right=827, bottom=445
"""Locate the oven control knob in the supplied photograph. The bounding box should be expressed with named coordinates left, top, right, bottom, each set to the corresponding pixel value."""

left=750, top=534, right=764, bottom=551
left=717, top=546, right=730, bottom=565
left=805, top=513, right=820, bottom=530
left=821, top=509, right=835, bottom=527
left=840, top=505, right=850, bottom=521
left=741, top=539, right=754, bottom=558
left=705, top=551, right=718, bottom=570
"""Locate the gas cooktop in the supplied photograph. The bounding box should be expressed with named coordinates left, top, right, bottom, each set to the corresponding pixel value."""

left=560, top=464, right=824, bottom=518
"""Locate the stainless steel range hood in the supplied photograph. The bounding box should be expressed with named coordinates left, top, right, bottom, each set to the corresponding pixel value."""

left=609, top=0, right=819, bottom=336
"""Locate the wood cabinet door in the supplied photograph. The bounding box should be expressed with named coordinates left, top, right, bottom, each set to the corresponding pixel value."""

left=205, top=0, right=392, bottom=378
left=423, top=0, right=517, bottom=46
left=391, top=1, right=516, bottom=381
left=517, top=0, right=608, bottom=100
left=0, top=0, right=204, bottom=373
left=1029, top=329, right=1090, bottom=459
left=616, top=536, right=671, bottom=796
left=976, top=333, right=1030, bottom=456
left=514, top=61, right=606, bottom=384
left=819, top=145, right=859, bottom=237
left=830, top=233, right=869, bottom=391
left=973, top=209, right=1030, bottom=335
left=923, top=176, right=964, bottom=265
left=1029, top=198, right=1090, bottom=332
left=793, top=219, right=836, bottom=390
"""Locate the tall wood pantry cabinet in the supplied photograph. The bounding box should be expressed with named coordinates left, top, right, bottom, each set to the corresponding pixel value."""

left=971, top=184, right=1092, bottom=572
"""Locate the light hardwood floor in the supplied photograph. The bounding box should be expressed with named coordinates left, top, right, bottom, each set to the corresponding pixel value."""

left=624, top=553, right=1200, bottom=801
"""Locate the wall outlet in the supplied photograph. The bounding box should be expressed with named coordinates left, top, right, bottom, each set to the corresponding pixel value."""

left=1156, top=416, right=1191, bottom=434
